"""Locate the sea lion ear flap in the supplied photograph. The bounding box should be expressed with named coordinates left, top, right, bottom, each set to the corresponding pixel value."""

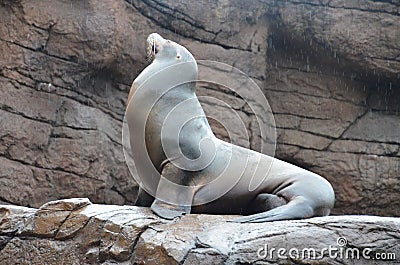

left=176, top=52, right=182, bottom=60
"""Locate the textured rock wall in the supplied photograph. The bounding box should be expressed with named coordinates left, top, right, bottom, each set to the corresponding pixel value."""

left=0, top=0, right=399, bottom=215
left=1, top=199, right=399, bottom=264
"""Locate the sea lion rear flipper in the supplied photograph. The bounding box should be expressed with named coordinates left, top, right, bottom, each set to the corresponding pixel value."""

left=230, top=196, right=314, bottom=223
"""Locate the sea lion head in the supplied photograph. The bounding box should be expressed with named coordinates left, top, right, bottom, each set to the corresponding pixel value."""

left=146, top=33, right=195, bottom=65
left=127, top=34, right=198, bottom=103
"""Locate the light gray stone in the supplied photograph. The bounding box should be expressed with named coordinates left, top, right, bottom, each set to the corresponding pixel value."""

left=1, top=200, right=399, bottom=264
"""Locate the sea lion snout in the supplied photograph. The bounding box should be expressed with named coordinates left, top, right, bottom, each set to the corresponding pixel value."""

left=146, top=33, right=164, bottom=62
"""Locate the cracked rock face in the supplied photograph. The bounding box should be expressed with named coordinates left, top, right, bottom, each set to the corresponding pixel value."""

left=0, top=199, right=399, bottom=264
left=0, top=0, right=399, bottom=217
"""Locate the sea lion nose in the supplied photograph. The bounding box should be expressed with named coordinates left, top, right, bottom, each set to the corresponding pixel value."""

left=147, top=33, right=164, bottom=44
left=146, top=33, right=165, bottom=61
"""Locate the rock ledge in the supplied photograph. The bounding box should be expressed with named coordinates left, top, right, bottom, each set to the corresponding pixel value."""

left=0, top=198, right=399, bottom=264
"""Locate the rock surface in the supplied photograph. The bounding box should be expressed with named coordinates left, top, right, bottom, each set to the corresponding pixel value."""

left=0, top=0, right=399, bottom=216
left=1, top=199, right=399, bottom=264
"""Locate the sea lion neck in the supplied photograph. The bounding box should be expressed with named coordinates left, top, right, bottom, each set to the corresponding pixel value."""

left=127, top=59, right=198, bottom=106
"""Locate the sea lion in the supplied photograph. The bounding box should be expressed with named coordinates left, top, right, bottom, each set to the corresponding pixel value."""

left=125, top=33, right=335, bottom=222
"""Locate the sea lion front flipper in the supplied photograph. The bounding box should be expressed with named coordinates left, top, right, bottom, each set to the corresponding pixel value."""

left=135, top=187, right=155, bottom=207
left=230, top=196, right=314, bottom=223
left=151, top=199, right=191, bottom=220
left=150, top=163, right=195, bottom=220
left=150, top=201, right=189, bottom=220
